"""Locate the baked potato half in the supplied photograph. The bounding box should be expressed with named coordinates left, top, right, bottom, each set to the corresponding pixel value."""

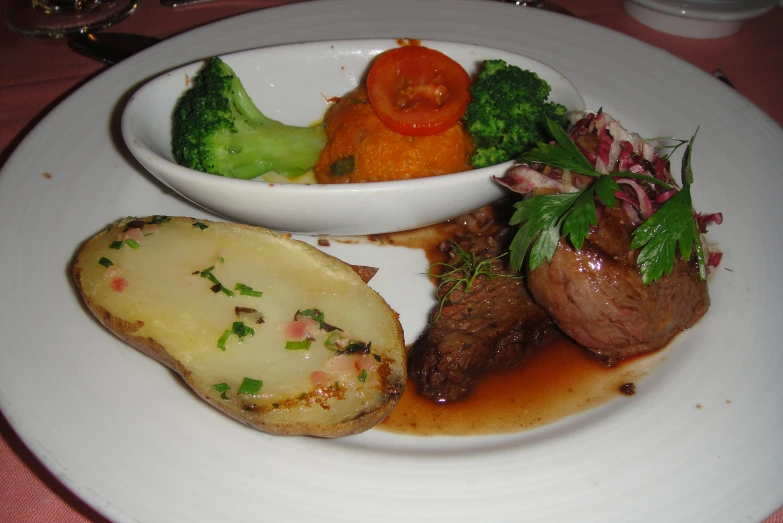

left=73, top=216, right=405, bottom=437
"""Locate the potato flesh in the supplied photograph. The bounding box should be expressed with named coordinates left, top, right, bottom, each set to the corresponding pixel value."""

left=76, top=218, right=404, bottom=428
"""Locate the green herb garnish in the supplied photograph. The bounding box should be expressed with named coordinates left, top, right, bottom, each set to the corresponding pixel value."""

left=285, top=339, right=312, bottom=351
left=237, top=377, right=263, bottom=395
left=212, top=382, right=230, bottom=400
left=330, top=156, right=356, bottom=177
left=296, top=309, right=325, bottom=327
left=508, top=175, right=618, bottom=271
left=509, top=118, right=705, bottom=284
left=98, top=257, right=113, bottom=268
left=296, top=309, right=341, bottom=332
left=217, top=330, right=232, bottom=351
left=647, top=136, right=689, bottom=161
left=358, top=369, right=368, bottom=383
left=124, top=238, right=141, bottom=250
left=429, top=241, right=522, bottom=319
left=217, top=322, right=253, bottom=351
left=122, top=221, right=144, bottom=233
left=109, top=241, right=123, bottom=250
left=232, top=321, right=255, bottom=339
left=150, top=215, right=171, bottom=224
left=235, top=283, right=263, bottom=297
left=324, top=331, right=343, bottom=351
left=192, top=222, right=209, bottom=230
left=519, top=118, right=672, bottom=189
left=339, top=341, right=371, bottom=355
left=199, top=265, right=235, bottom=296
left=630, top=130, right=706, bottom=284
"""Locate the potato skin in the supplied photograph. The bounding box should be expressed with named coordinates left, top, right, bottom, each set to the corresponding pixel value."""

left=73, top=217, right=405, bottom=438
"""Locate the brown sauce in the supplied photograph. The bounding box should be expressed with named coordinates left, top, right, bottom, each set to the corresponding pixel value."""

left=381, top=337, right=658, bottom=436
left=338, top=210, right=664, bottom=436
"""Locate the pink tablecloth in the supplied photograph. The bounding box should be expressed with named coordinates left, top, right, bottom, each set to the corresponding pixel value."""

left=1, top=0, right=782, bottom=521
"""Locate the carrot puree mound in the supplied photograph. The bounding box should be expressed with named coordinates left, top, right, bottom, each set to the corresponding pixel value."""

left=314, top=86, right=474, bottom=184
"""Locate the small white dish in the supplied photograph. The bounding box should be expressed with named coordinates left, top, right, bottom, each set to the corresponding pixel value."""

left=121, top=39, right=584, bottom=235
left=624, top=0, right=778, bottom=38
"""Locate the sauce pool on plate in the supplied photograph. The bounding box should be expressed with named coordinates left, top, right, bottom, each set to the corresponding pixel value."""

left=381, top=337, right=657, bottom=436
left=359, top=211, right=665, bottom=437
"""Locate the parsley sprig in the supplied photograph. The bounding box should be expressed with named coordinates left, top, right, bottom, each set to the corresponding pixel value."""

left=509, top=118, right=706, bottom=284
left=508, top=175, right=618, bottom=271
left=630, top=130, right=706, bottom=284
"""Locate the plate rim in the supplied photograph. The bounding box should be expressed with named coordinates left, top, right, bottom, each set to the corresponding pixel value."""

left=1, top=1, right=782, bottom=522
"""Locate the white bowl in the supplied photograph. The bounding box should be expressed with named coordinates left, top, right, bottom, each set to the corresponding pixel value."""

left=624, top=0, right=777, bottom=39
left=121, top=39, right=584, bottom=235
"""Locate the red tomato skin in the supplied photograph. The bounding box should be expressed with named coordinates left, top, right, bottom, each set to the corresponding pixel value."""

left=366, top=46, right=471, bottom=137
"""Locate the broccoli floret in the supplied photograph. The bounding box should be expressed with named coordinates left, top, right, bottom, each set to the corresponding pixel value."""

left=462, top=59, right=568, bottom=168
left=172, top=57, right=326, bottom=179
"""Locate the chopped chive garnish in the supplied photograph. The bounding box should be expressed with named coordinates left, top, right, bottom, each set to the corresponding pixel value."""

left=340, top=341, right=371, bottom=355
left=358, top=369, right=368, bottom=382
left=98, top=257, right=113, bottom=268
left=285, top=340, right=312, bottom=351
left=217, top=322, right=253, bottom=351
left=237, top=377, right=263, bottom=395
left=329, top=155, right=355, bottom=177
left=212, top=382, right=230, bottom=400
left=200, top=266, right=233, bottom=296
left=109, top=241, right=123, bottom=250
left=372, top=353, right=382, bottom=363
left=324, top=331, right=342, bottom=351
left=193, top=222, right=209, bottom=230
left=235, top=283, right=263, bottom=297
left=150, top=215, right=171, bottom=224
left=232, top=321, right=254, bottom=339
left=297, top=309, right=325, bottom=327
left=125, top=238, right=141, bottom=250
left=217, top=330, right=232, bottom=351
left=122, top=220, right=144, bottom=232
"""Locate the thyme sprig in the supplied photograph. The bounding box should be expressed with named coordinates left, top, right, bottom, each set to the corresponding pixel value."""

left=646, top=136, right=689, bottom=161
left=428, top=241, right=522, bottom=320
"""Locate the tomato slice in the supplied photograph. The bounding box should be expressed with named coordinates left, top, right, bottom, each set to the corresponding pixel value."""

left=366, top=46, right=471, bottom=137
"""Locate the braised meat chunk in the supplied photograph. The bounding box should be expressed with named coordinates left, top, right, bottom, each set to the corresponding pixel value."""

left=411, top=110, right=719, bottom=405
left=409, top=228, right=554, bottom=403
left=527, top=206, right=710, bottom=360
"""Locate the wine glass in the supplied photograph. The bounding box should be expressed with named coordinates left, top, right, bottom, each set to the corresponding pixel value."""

left=4, top=0, right=140, bottom=38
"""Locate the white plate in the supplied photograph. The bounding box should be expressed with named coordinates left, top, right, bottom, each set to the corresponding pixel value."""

left=121, top=39, right=584, bottom=235
left=624, top=0, right=777, bottom=38
left=1, top=1, right=782, bottom=522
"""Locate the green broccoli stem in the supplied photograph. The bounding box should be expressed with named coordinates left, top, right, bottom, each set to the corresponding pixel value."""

left=210, top=124, right=326, bottom=180
left=172, top=57, right=327, bottom=180
left=230, top=75, right=275, bottom=127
